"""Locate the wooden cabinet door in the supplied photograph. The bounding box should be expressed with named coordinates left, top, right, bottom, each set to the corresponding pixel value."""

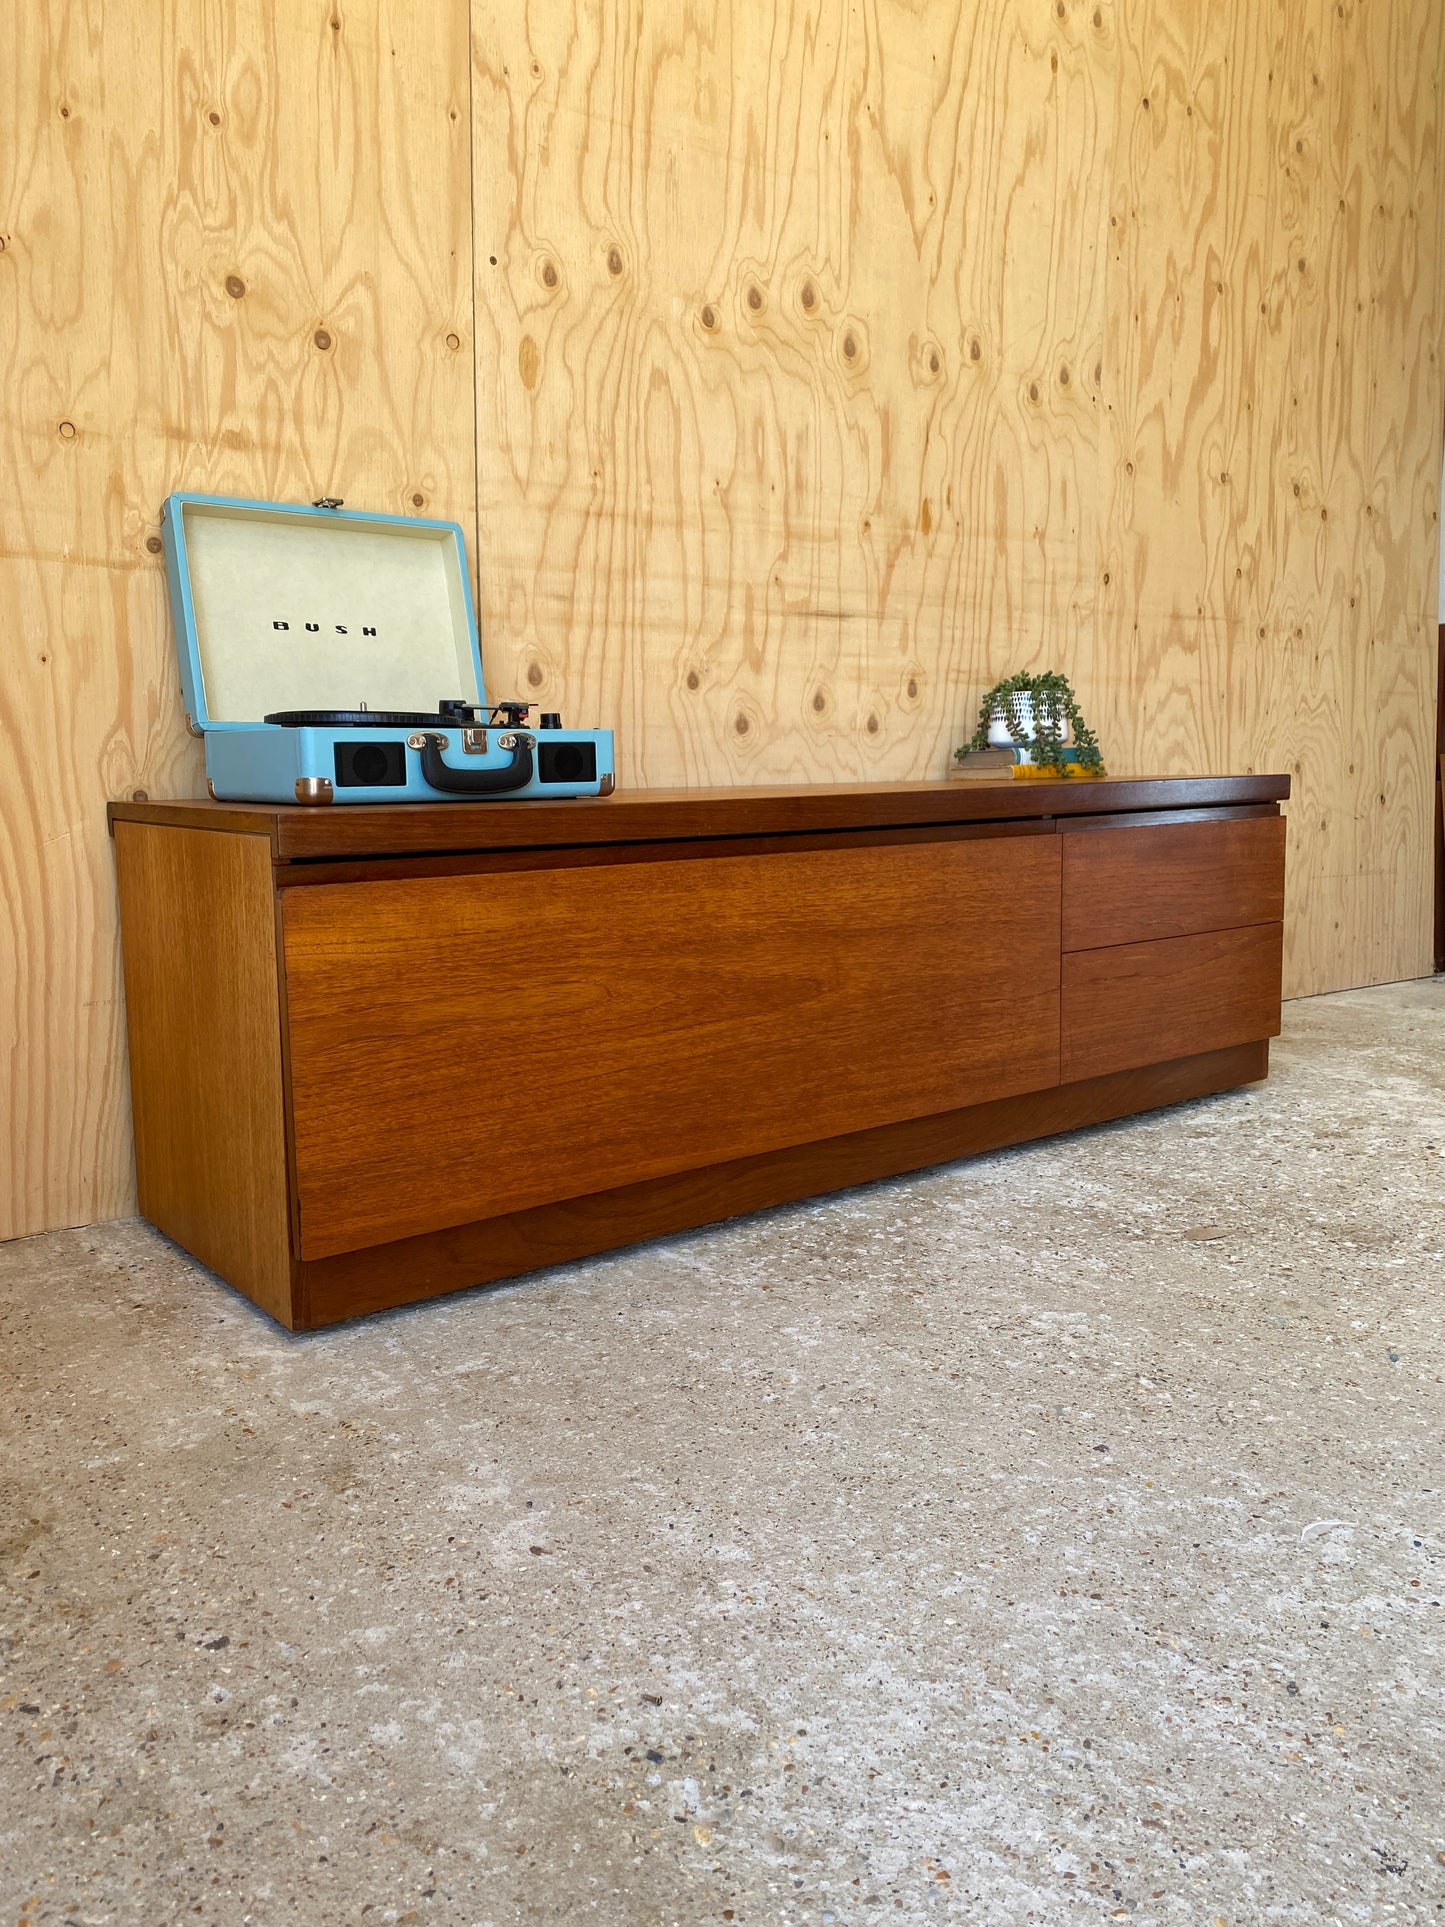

left=281, top=834, right=1062, bottom=1258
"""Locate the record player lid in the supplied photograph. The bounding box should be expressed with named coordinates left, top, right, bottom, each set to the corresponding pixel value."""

left=161, top=493, right=485, bottom=731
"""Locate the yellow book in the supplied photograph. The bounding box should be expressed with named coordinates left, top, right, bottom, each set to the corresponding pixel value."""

left=1011, top=762, right=1105, bottom=780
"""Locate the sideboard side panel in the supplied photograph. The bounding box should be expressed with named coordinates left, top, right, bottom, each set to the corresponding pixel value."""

left=113, top=823, right=295, bottom=1325
left=281, top=834, right=1063, bottom=1259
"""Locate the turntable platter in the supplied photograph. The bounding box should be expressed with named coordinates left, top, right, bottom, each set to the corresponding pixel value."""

left=263, top=709, right=451, bottom=728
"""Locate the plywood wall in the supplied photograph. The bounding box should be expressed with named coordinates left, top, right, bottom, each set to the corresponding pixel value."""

left=2, top=0, right=1442, bottom=1240
left=471, top=0, right=1445, bottom=998
left=0, top=0, right=474, bottom=1240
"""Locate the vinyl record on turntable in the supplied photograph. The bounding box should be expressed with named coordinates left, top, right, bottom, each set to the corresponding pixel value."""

left=263, top=709, right=451, bottom=728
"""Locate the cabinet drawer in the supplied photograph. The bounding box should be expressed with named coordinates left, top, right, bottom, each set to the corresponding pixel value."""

left=280, top=835, right=1063, bottom=1259
left=1062, top=815, right=1285, bottom=951
left=1061, top=923, right=1283, bottom=1083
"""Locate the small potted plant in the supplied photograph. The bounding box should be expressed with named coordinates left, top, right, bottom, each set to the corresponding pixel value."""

left=955, top=670, right=1104, bottom=776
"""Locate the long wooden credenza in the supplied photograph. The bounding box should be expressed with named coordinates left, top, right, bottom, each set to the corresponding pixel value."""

left=107, top=775, right=1289, bottom=1329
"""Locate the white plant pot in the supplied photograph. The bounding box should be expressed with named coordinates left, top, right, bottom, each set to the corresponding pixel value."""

left=986, top=691, right=1072, bottom=750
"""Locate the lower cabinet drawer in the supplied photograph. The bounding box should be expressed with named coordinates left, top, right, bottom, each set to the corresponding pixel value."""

left=280, top=834, right=1064, bottom=1260
left=1061, top=923, right=1283, bottom=1082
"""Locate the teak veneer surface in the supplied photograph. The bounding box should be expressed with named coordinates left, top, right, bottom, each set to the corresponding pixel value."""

left=111, top=823, right=293, bottom=1323
left=1061, top=924, right=1285, bottom=1083
left=1062, top=814, right=1288, bottom=950
left=108, top=775, right=1290, bottom=862
left=281, top=835, right=1064, bottom=1259
left=107, top=786, right=1288, bottom=1325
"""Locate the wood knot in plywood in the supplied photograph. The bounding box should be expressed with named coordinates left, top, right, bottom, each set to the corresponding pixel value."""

left=835, top=319, right=868, bottom=375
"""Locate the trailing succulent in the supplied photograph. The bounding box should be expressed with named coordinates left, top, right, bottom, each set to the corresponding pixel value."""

left=955, top=669, right=1104, bottom=773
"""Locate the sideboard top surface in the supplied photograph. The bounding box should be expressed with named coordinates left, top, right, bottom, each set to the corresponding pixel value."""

left=108, top=774, right=1290, bottom=863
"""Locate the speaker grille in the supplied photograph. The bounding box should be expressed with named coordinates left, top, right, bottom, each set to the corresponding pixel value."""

left=334, top=740, right=406, bottom=787
left=538, top=741, right=597, bottom=785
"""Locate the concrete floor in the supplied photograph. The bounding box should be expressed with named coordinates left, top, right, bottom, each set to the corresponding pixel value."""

left=2, top=984, right=1444, bottom=1927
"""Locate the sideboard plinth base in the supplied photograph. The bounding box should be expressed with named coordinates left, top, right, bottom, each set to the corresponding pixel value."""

left=288, top=1040, right=1269, bottom=1330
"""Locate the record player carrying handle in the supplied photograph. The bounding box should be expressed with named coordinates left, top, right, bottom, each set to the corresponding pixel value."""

left=418, top=732, right=534, bottom=796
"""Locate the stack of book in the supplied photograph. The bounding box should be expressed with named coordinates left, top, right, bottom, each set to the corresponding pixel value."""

left=950, top=746, right=1103, bottom=781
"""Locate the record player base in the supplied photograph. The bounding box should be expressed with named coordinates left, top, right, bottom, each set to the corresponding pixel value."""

left=290, top=1042, right=1265, bottom=1329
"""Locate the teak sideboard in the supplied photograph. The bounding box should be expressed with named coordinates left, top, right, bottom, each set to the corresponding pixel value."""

left=108, top=776, right=1289, bottom=1329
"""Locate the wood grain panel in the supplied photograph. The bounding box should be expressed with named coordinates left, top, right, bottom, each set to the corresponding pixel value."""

left=470, top=0, right=1113, bottom=790
left=281, top=836, right=1063, bottom=1259
left=1096, top=0, right=1444, bottom=996
left=0, top=558, right=201, bottom=1237
left=5, top=0, right=1443, bottom=1239
left=1061, top=923, right=1284, bottom=1083
left=0, top=0, right=475, bottom=1239
left=1062, top=815, right=1287, bottom=950
left=472, top=0, right=1443, bottom=1001
left=112, top=823, right=293, bottom=1325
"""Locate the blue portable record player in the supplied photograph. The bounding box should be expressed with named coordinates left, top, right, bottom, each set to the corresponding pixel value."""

left=161, top=492, right=615, bottom=805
